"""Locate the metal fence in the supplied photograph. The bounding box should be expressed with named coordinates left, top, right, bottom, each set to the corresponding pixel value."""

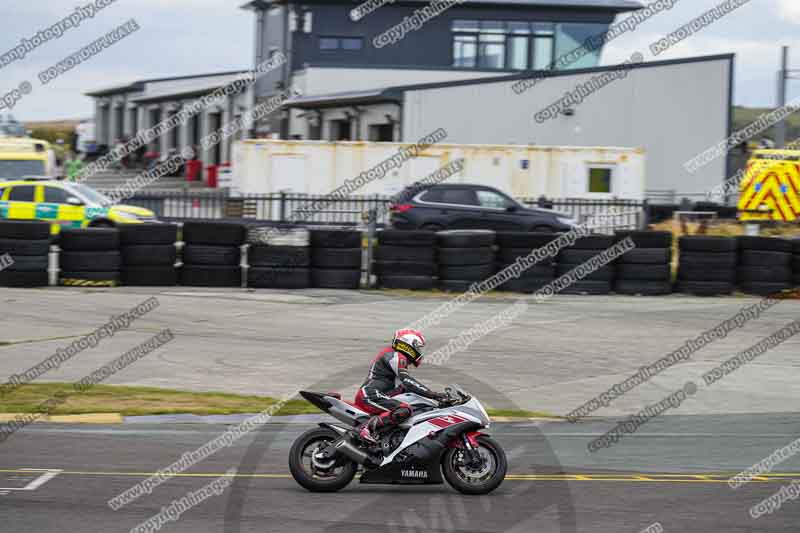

left=110, top=190, right=646, bottom=230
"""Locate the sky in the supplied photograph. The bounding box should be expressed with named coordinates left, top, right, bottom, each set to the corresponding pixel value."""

left=0, top=0, right=797, bottom=122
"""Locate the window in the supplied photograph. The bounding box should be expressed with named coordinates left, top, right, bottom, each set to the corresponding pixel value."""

left=532, top=23, right=555, bottom=70
left=555, top=23, right=608, bottom=70
left=43, top=187, right=69, bottom=204
left=8, top=185, right=35, bottom=202
left=319, top=37, right=339, bottom=50
left=440, top=188, right=478, bottom=206
left=507, top=23, right=530, bottom=70
left=453, top=35, right=477, bottom=67
left=341, top=38, right=363, bottom=50
left=478, top=21, right=505, bottom=69
left=0, top=160, right=46, bottom=180
left=588, top=168, right=612, bottom=193
left=419, top=188, right=444, bottom=203
left=319, top=37, right=363, bottom=51
left=477, top=190, right=514, bottom=209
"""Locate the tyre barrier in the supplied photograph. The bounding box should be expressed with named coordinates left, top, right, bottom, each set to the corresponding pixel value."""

left=0, top=220, right=51, bottom=288
left=247, top=228, right=311, bottom=289
left=676, top=236, right=737, bottom=296
left=375, top=230, right=437, bottom=290
left=613, top=231, right=673, bottom=296
left=437, top=230, right=495, bottom=292
left=555, top=234, right=617, bottom=295
left=737, top=236, right=793, bottom=296
left=58, top=227, right=121, bottom=287
left=793, top=239, right=800, bottom=287
left=494, top=232, right=557, bottom=293
left=180, top=222, right=244, bottom=287
left=119, top=223, right=179, bottom=286
left=310, top=229, right=362, bottom=289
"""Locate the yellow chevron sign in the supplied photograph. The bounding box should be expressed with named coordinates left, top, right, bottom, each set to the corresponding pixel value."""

left=738, top=150, right=800, bottom=222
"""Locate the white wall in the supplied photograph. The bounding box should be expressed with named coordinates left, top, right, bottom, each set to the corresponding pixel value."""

left=401, top=57, right=732, bottom=198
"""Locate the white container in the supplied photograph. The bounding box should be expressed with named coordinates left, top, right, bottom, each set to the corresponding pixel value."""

left=231, top=139, right=645, bottom=200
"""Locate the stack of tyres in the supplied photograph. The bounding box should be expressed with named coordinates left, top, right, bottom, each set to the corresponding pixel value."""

left=556, top=234, right=616, bottom=295
left=180, top=222, right=245, bottom=287
left=794, top=239, right=800, bottom=287
left=119, top=224, right=178, bottom=286
left=675, top=236, right=737, bottom=296
left=0, top=221, right=51, bottom=287
left=59, top=228, right=121, bottom=287
left=374, top=230, right=436, bottom=290
left=494, top=232, right=556, bottom=293
left=613, top=231, right=673, bottom=295
left=247, top=228, right=311, bottom=289
left=311, top=229, right=362, bottom=289
left=737, top=236, right=793, bottom=296
left=437, top=230, right=495, bottom=292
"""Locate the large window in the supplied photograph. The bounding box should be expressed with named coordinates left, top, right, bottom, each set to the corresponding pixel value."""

left=452, top=20, right=606, bottom=71
left=319, top=36, right=363, bottom=51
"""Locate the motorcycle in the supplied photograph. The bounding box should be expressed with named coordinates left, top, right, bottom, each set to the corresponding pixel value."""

left=288, top=385, right=507, bottom=495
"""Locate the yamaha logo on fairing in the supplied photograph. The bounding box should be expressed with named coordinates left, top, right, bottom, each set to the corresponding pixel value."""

left=401, top=469, right=428, bottom=479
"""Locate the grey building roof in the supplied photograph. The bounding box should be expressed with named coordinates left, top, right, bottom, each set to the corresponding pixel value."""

left=241, top=0, right=642, bottom=12
left=85, top=70, right=248, bottom=97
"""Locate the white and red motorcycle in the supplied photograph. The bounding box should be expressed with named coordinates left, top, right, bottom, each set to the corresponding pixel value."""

left=289, top=385, right=507, bottom=495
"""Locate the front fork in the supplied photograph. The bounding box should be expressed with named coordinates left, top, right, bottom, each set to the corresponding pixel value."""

left=455, top=432, right=484, bottom=467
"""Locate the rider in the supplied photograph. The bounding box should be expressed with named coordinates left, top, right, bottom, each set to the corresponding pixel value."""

left=355, top=329, right=448, bottom=444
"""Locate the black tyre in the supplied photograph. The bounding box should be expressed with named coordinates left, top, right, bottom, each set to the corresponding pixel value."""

left=374, top=246, right=435, bottom=263
left=499, top=248, right=554, bottom=265
left=122, top=245, right=177, bottom=266
left=119, top=223, right=178, bottom=246
left=679, top=236, right=737, bottom=252
left=248, top=245, right=310, bottom=268
left=439, top=263, right=494, bottom=281
left=248, top=267, right=311, bottom=289
left=738, top=266, right=791, bottom=283
left=60, top=271, right=119, bottom=287
left=555, top=263, right=614, bottom=282
left=180, top=265, right=241, bottom=287
left=183, top=222, right=246, bottom=246
left=618, top=248, right=672, bottom=264
left=0, top=270, right=48, bottom=287
left=437, top=230, right=495, bottom=248
left=439, top=279, right=476, bottom=292
left=289, top=428, right=357, bottom=493
left=59, top=228, right=119, bottom=251
left=122, top=266, right=178, bottom=286
left=739, top=250, right=791, bottom=267
left=498, top=277, right=554, bottom=293
left=438, top=247, right=493, bottom=266
left=737, top=236, right=792, bottom=253
left=378, top=275, right=435, bottom=290
left=0, top=220, right=50, bottom=240
left=442, top=435, right=507, bottom=495
left=2, top=255, right=48, bottom=272
left=614, top=280, right=672, bottom=296
left=494, top=232, right=557, bottom=248
left=373, top=261, right=436, bottom=276
left=0, top=238, right=51, bottom=256
left=793, top=239, right=800, bottom=254
left=615, top=231, right=672, bottom=248
left=495, top=263, right=553, bottom=279
left=675, top=281, right=734, bottom=296
left=311, top=268, right=361, bottom=289
left=378, top=230, right=436, bottom=247
left=183, top=245, right=241, bottom=266
left=570, top=235, right=616, bottom=249
left=739, top=281, right=792, bottom=296
left=559, top=280, right=612, bottom=295
left=310, top=230, right=361, bottom=249
left=793, top=255, right=800, bottom=271
left=60, top=251, right=121, bottom=272
left=312, top=248, right=362, bottom=268
left=679, top=252, right=737, bottom=269
left=558, top=249, right=608, bottom=264
left=794, top=274, right=800, bottom=287
left=616, top=264, right=671, bottom=281
left=677, top=266, right=736, bottom=283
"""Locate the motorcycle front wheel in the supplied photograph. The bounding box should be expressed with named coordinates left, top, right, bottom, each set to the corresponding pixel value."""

left=289, top=427, right=357, bottom=492
left=442, top=435, right=507, bottom=495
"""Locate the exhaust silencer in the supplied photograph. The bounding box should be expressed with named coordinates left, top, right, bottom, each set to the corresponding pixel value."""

left=334, top=438, right=379, bottom=468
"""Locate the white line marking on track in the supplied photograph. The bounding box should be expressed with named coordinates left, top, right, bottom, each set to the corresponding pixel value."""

left=0, top=469, right=62, bottom=492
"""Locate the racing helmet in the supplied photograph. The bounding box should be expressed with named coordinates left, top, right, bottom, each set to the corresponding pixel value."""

left=392, top=329, right=426, bottom=366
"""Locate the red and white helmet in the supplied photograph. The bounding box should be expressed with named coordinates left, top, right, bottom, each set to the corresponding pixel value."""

left=392, top=329, right=426, bottom=366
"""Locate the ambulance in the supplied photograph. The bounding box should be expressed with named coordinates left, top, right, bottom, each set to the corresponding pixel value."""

left=738, top=149, right=800, bottom=222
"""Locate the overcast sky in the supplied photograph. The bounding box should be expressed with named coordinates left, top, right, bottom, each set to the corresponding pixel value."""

left=0, top=0, right=797, bottom=122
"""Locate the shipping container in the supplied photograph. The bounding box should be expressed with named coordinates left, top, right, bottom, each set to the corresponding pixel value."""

left=230, top=140, right=645, bottom=200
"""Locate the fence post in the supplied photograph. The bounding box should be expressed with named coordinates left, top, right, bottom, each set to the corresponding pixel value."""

left=279, top=192, right=287, bottom=223
left=365, top=208, right=377, bottom=289
left=640, top=199, right=649, bottom=230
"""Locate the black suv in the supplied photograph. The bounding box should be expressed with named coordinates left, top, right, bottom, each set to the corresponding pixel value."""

left=389, top=184, right=577, bottom=232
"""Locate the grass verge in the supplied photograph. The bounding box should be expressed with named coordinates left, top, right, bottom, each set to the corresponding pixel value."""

left=0, top=383, right=558, bottom=419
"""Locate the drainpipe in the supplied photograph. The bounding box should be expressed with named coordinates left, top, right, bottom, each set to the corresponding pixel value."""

left=250, top=7, right=265, bottom=139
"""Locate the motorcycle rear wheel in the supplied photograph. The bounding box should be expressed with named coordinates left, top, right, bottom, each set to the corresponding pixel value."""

left=442, top=435, right=507, bottom=495
left=289, top=427, right=357, bottom=492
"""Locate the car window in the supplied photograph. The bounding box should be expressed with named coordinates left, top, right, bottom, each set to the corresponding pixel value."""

left=476, top=190, right=513, bottom=209
left=43, top=186, right=69, bottom=204
left=419, top=188, right=444, bottom=203
left=440, top=189, right=478, bottom=206
left=8, top=185, right=36, bottom=202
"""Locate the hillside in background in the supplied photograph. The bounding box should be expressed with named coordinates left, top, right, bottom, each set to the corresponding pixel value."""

left=732, top=105, right=800, bottom=143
